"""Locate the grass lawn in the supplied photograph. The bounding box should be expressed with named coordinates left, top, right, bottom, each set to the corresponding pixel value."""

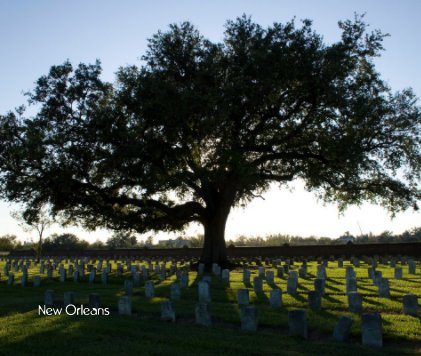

left=0, top=257, right=420, bottom=355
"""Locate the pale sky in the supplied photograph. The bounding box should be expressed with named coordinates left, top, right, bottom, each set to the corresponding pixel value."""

left=0, top=1, right=420, bottom=243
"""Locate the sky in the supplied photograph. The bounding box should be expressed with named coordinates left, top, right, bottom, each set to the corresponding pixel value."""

left=0, top=0, right=420, bottom=243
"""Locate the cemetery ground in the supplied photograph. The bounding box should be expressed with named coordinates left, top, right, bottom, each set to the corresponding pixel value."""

left=0, top=257, right=420, bottom=355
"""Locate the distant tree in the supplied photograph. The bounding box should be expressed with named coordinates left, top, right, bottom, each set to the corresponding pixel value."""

left=377, top=230, right=395, bottom=243
left=317, top=237, right=333, bottom=245
left=243, top=236, right=266, bottom=247
left=89, top=239, right=106, bottom=249
left=234, top=235, right=249, bottom=247
left=0, top=15, right=420, bottom=268
left=355, top=233, right=370, bottom=243
left=265, top=234, right=291, bottom=246
left=106, top=231, right=138, bottom=248
left=407, top=227, right=421, bottom=241
left=156, top=239, right=172, bottom=248
left=144, top=235, right=154, bottom=247
left=184, top=234, right=204, bottom=248
left=0, top=234, right=18, bottom=251
left=11, top=207, right=53, bottom=261
left=394, top=227, right=420, bottom=242
left=43, top=233, right=89, bottom=250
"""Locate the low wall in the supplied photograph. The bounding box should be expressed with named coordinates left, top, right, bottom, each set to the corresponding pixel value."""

left=7, top=242, right=421, bottom=259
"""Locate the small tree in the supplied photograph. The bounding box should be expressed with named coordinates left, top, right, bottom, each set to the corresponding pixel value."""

left=11, top=207, right=53, bottom=261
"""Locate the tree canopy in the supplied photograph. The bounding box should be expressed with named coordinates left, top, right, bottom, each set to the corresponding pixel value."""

left=0, top=15, right=420, bottom=267
left=43, top=233, right=89, bottom=251
left=0, top=234, right=18, bottom=251
left=106, top=231, right=139, bottom=249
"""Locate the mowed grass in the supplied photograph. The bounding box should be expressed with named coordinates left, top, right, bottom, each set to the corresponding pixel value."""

left=0, top=258, right=420, bottom=355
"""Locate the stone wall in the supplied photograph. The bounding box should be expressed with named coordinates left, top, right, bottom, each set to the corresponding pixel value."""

left=7, top=242, right=421, bottom=258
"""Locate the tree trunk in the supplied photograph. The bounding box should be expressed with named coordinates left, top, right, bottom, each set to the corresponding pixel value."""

left=37, top=236, right=42, bottom=263
left=200, top=202, right=231, bottom=269
left=37, top=240, right=42, bottom=263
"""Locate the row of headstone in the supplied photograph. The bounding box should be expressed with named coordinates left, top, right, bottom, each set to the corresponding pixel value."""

left=26, top=258, right=188, bottom=277
left=332, top=313, right=383, bottom=347
left=44, top=289, right=101, bottom=308
left=30, top=261, right=176, bottom=285
left=10, top=254, right=415, bottom=269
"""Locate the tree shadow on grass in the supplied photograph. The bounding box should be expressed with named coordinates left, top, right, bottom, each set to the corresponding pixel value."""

left=1, top=259, right=419, bottom=355
left=0, top=306, right=394, bottom=356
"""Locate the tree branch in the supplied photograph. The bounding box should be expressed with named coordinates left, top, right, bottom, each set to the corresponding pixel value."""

left=71, top=179, right=207, bottom=224
left=251, top=151, right=331, bottom=167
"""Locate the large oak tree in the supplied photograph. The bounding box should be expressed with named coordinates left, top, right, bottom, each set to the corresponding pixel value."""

left=0, top=15, right=420, bottom=267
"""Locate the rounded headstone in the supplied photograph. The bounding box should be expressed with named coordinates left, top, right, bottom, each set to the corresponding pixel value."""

left=403, top=294, right=418, bottom=316
left=269, top=289, right=282, bottom=308
left=118, top=296, right=132, bottom=316
left=394, top=267, right=403, bottom=280
left=240, top=306, right=258, bottom=332
left=314, top=278, right=325, bottom=295
left=253, top=276, right=263, bottom=294
left=64, top=292, right=75, bottom=307
left=160, top=300, right=175, bottom=322
left=89, top=293, right=101, bottom=308
left=237, top=289, right=249, bottom=306
left=288, top=309, right=307, bottom=338
left=195, top=302, right=211, bottom=327
left=198, top=281, right=211, bottom=303
left=333, top=316, right=353, bottom=342
left=348, top=292, right=362, bottom=314
left=144, top=281, right=155, bottom=298
left=44, top=290, right=54, bottom=306
left=361, top=313, right=383, bottom=348
left=33, top=276, right=41, bottom=287
left=308, top=291, right=321, bottom=311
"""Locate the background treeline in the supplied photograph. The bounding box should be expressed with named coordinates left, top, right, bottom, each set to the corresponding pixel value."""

left=226, top=227, right=421, bottom=247
left=0, top=232, right=152, bottom=252
left=0, top=227, right=420, bottom=252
